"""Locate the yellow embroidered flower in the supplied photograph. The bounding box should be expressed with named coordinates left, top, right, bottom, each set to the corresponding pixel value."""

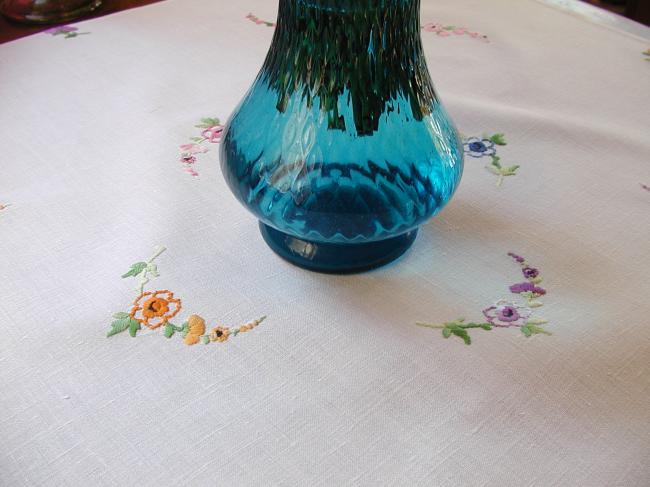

left=130, top=290, right=181, bottom=329
left=209, top=326, right=230, bottom=343
left=184, top=314, right=206, bottom=346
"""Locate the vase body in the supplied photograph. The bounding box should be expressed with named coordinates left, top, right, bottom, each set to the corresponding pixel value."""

left=0, top=0, right=101, bottom=23
left=220, top=0, right=463, bottom=273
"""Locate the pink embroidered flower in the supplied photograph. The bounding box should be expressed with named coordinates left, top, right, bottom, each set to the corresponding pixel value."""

left=453, top=28, right=467, bottom=35
left=201, top=125, right=224, bottom=143
left=422, top=23, right=442, bottom=32
left=181, top=155, right=197, bottom=164
left=437, top=30, right=451, bottom=37
left=483, top=301, right=532, bottom=328
left=179, top=143, right=208, bottom=155
left=184, top=166, right=199, bottom=177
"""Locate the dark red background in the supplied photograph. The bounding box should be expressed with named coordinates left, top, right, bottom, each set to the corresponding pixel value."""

left=0, top=0, right=163, bottom=44
left=1, top=0, right=647, bottom=44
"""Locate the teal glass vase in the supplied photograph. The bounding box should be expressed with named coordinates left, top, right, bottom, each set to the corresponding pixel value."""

left=220, top=0, right=463, bottom=273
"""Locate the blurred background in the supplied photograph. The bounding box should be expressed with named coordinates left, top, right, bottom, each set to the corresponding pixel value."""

left=584, top=0, right=649, bottom=22
left=0, top=0, right=648, bottom=44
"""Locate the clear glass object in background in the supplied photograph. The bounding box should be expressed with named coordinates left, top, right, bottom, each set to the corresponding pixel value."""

left=0, top=0, right=101, bottom=23
left=220, top=0, right=464, bottom=273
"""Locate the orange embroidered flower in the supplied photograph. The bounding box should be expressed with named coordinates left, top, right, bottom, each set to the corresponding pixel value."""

left=184, top=315, right=206, bottom=346
left=209, top=326, right=230, bottom=343
left=130, top=290, right=181, bottom=329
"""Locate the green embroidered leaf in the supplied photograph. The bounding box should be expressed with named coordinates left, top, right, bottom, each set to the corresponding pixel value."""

left=452, top=328, right=472, bottom=345
left=489, top=133, right=507, bottom=146
left=442, top=328, right=452, bottom=338
left=480, top=324, right=493, bottom=330
left=196, top=117, right=220, bottom=128
left=113, top=312, right=130, bottom=319
left=181, top=322, right=189, bottom=338
left=521, top=326, right=532, bottom=337
left=202, top=336, right=210, bottom=345
left=190, top=136, right=204, bottom=142
left=129, top=319, right=141, bottom=337
left=164, top=323, right=175, bottom=338
left=526, top=324, right=552, bottom=336
left=121, top=262, right=147, bottom=278
left=502, top=165, right=520, bottom=176
left=107, top=318, right=131, bottom=337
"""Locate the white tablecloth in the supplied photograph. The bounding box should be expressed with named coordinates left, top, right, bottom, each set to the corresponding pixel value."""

left=1, top=0, right=649, bottom=485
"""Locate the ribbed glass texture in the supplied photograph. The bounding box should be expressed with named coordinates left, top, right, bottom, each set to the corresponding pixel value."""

left=221, top=0, right=463, bottom=248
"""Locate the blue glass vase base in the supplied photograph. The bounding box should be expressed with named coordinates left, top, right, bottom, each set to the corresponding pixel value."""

left=259, top=222, right=418, bottom=274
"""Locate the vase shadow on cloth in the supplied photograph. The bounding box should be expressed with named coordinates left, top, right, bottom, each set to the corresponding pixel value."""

left=291, top=197, right=624, bottom=333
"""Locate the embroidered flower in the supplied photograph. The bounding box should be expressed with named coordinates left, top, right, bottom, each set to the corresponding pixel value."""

left=44, top=25, right=89, bottom=38
left=181, top=155, right=197, bottom=164
left=482, top=300, right=532, bottom=328
left=522, top=267, right=539, bottom=279
left=179, top=143, right=208, bottom=155
left=422, top=22, right=442, bottom=32
left=184, top=314, right=206, bottom=346
left=130, top=290, right=181, bottom=329
left=508, top=252, right=525, bottom=263
left=210, top=326, right=230, bottom=343
left=464, top=137, right=496, bottom=158
left=44, top=25, right=77, bottom=34
left=201, top=125, right=224, bottom=143
left=509, top=282, right=546, bottom=296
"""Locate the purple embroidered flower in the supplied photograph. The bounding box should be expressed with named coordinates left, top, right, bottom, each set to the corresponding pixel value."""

left=522, top=267, right=539, bottom=279
left=510, top=282, right=546, bottom=296
left=44, top=25, right=77, bottom=35
left=508, top=252, right=525, bottom=263
left=483, top=301, right=531, bottom=328
left=463, top=137, right=496, bottom=158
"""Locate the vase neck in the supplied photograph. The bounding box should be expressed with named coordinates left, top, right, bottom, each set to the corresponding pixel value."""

left=260, top=0, right=435, bottom=136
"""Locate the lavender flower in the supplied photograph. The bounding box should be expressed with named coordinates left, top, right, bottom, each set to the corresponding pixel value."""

left=508, top=252, right=525, bottom=263
left=44, top=25, right=77, bottom=35
left=510, top=282, right=546, bottom=295
left=522, top=267, right=539, bottom=279
left=483, top=301, right=532, bottom=328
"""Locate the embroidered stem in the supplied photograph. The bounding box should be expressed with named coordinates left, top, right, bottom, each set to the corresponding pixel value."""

left=417, top=319, right=492, bottom=345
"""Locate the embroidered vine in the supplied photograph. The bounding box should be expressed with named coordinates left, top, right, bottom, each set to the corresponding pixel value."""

left=179, top=117, right=224, bottom=177
left=245, top=15, right=487, bottom=42
left=463, top=133, right=519, bottom=186
left=44, top=25, right=89, bottom=38
left=422, top=23, right=489, bottom=42
left=107, top=246, right=267, bottom=346
left=417, top=253, right=551, bottom=345
left=246, top=13, right=275, bottom=27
